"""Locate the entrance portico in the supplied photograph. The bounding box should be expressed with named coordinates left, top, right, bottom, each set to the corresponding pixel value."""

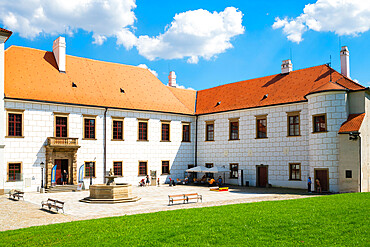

left=45, top=137, right=80, bottom=188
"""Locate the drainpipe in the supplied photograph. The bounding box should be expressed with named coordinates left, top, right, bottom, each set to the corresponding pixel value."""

left=103, top=107, right=108, bottom=184
left=359, top=135, right=362, bottom=192
left=195, top=115, right=198, bottom=167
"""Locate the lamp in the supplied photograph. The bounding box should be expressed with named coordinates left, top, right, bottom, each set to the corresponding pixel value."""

left=40, top=161, right=45, bottom=192
left=349, top=132, right=359, bottom=141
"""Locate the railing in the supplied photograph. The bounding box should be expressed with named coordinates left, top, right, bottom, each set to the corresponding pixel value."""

left=47, top=137, right=79, bottom=146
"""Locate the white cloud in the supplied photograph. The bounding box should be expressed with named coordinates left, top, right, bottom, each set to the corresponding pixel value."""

left=176, top=85, right=195, bottom=90
left=273, top=0, right=370, bottom=43
left=0, top=0, right=137, bottom=47
left=137, top=64, right=158, bottom=77
left=135, top=7, right=244, bottom=63
left=0, top=2, right=244, bottom=64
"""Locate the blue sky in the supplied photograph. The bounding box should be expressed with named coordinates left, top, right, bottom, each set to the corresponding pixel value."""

left=1, top=0, right=369, bottom=90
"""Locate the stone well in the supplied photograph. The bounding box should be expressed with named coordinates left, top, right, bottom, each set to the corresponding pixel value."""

left=80, top=183, right=140, bottom=204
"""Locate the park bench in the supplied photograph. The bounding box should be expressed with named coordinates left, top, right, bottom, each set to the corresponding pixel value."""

left=41, top=198, right=65, bottom=213
left=168, top=194, right=187, bottom=205
left=168, top=193, right=203, bottom=205
left=8, top=190, right=24, bottom=200
left=184, top=193, right=202, bottom=203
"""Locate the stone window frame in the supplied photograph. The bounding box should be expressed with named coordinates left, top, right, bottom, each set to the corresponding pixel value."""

left=113, top=161, right=123, bottom=177
left=312, top=113, right=327, bottom=133
left=160, top=120, right=171, bottom=142
left=83, top=114, right=97, bottom=140
left=286, top=111, right=301, bottom=137
left=54, top=112, right=69, bottom=138
left=230, top=163, right=239, bottom=179
left=182, top=122, right=191, bottom=142
left=138, top=161, right=148, bottom=176
left=161, top=160, right=170, bottom=175
left=205, top=120, right=215, bottom=142
left=137, top=118, right=149, bottom=141
left=7, top=162, right=23, bottom=182
left=84, top=161, right=96, bottom=178
left=111, top=117, right=125, bottom=141
left=255, top=114, right=268, bottom=139
left=289, top=163, right=301, bottom=181
left=229, top=118, right=240, bottom=141
left=6, top=109, right=24, bottom=138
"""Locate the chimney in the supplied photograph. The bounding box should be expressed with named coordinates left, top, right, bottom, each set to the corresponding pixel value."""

left=340, top=46, right=350, bottom=78
left=281, top=59, right=293, bottom=74
left=53, top=37, right=66, bottom=72
left=168, top=71, right=177, bottom=87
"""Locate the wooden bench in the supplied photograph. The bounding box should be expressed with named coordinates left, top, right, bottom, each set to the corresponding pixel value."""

left=8, top=190, right=24, bottom=200
left=168, top=193, right=202, bottom=205
left=41, top=198, right=65, bottom=213
left=184, top=193, right=202, bottom=203
left=168, top=194, right=187, bottom=205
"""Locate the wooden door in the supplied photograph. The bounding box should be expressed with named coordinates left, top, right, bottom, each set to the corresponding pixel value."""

left=61, top=160, right=69, bottom=184
left=258, top=166, right=268, bottom=187
left=315, top=169, right=329, bottom=192
left=55, top=159, right=62, bottom=185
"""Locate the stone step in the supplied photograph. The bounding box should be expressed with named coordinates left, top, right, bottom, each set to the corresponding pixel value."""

left=45, top=185, right=80, bottom=193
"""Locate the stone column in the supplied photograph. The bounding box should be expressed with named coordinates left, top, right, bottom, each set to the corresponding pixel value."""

left=72, top=150, right=78, bottom=185
left=45, top=147, right=54, bottom=188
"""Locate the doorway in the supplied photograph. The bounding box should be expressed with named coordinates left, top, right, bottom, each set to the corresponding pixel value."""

left=314, top=169, right=329, bottom=192
left=256, top=165, right=268, bottom=187
left=55, top=159, right=69, bottom=185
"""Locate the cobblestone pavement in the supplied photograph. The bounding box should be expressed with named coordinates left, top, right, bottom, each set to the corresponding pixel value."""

left=0, top=185, right=318, bottom=231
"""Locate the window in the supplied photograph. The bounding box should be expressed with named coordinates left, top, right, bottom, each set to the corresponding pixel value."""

left=8, top=163, right=21, bottom=181
left=162, top=161, right=170, bottom=175
left=205, top=121, right=214, bottom=141
left=161, top=121, right=170, bottom=141
left=113, top=161, right=123, bottom=176
left=256, top=115, right=267, bottom=138
left=55, top=115, right=68, bottom=137
left=138, top=161, right=148, bottom=176
left=345, top=170, right=352, bottom=178
left=287, top=112, right=300, bottom=136
left=289, top=163, right=301, bottom=180
left=83, top=115, right=96, bottom=139
left=182, top=123, right=191, bottom=142
left=112, top=118, right=124, bottom=140
left=205, top=163, right=214, bottom=178
left=138, top=119, right=148, bottom=141
left=229, top=118, right=239, bottom=140
left=84, top=161, right=95, bottom=177
left=313, top=114, right=327, bottom=133
left=7, top=110, right=24, bottom=137
left=230, top=163, right=239, bottom=179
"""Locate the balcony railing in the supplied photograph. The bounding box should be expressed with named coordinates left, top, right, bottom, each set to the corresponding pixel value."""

left=47, top=137, right=79, bottom=146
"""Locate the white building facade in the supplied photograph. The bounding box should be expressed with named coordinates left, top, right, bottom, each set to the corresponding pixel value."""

left=0, top=30, right=369, bottom=193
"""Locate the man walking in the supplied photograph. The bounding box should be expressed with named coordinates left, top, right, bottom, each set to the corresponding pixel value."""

left=307, top=177, right=312, bottom=193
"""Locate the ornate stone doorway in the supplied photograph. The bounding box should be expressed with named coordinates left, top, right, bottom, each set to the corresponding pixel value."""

left=45, top=137, right=80, bottom=188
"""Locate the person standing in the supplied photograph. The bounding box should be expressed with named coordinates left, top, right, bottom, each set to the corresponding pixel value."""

left=62, top=170, right=68, bottom=185
left=307, top=177, right=312, bottom=193
left=146, top=175, right=150, bottom=186
left=157, top=178, right=160, bottom=186
left=315, top=178, right=322, bottom=193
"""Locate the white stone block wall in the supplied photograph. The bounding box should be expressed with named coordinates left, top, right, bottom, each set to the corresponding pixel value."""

left=2, top=100, right=195, bottom=192
left=197, top=102, right=310, bottom=189
left=307, top=91, right=348, bottom=192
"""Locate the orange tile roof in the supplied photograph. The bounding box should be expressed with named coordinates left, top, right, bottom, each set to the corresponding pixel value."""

left=5, top=46, right=195, bottom=115
left=195, top=65, right=365, bottom=114
left=339, top=113, right=365, bottom=133
left=0, top=28, right=12, bottom=42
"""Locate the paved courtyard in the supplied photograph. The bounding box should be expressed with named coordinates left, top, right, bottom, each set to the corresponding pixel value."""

left=0, top=185, right=318, bottom=231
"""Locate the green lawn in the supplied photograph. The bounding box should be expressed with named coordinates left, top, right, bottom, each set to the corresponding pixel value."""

left=1, top=193, right=369, bottom=246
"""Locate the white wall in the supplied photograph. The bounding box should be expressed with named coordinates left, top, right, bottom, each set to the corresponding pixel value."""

left=2, top=100, right=195, bottom=192
left=197, top=102, right=309, bottom=189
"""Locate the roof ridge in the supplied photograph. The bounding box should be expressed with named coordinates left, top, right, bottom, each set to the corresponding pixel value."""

left=198, top=64, right=328, bottom=92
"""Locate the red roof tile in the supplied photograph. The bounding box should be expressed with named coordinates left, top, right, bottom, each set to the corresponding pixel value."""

left=339, top=113, right=365, bottom=133
left=5, top=46, right=195, bottom=115
left=196, top=65, right=365, bottom=114
left=0, top=27, right=12, bottom=42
